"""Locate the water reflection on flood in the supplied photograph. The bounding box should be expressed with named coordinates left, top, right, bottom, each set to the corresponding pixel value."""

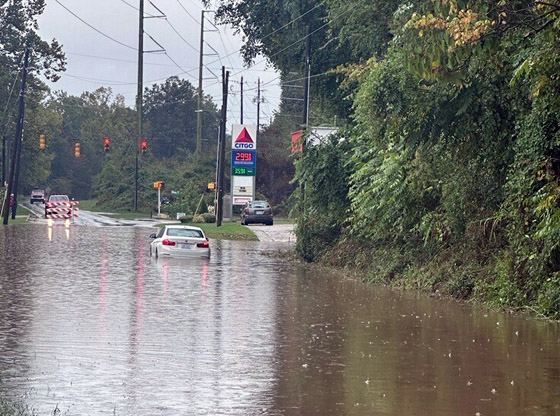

left=0, top=225, right=558, bottom=415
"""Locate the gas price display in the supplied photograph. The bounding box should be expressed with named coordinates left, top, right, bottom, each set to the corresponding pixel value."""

left=232, top=167, right=255, bottom=176
left=232, top=150, right=256, bottom=168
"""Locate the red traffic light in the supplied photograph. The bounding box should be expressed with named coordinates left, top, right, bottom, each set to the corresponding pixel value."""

left=104, top=138, right=110, bottom=152
left=141, top=140, right=148, bottom=153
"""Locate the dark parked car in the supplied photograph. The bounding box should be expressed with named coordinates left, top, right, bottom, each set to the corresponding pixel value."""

left=240, top=200, right=273, bottom=226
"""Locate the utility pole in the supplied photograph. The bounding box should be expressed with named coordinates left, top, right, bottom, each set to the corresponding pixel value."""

left=3, top=47, right=29, bottom=225
left=1, top=136, right=5, bottom=185
left=216, top=66, right=229, bottom=227
left=299, top=25, right=311, bottom=225
left=302, top=25, right=311, bottom=131
left=240, top=76, right=244, bottom=124
left=135, top=0, right=144, bottom=212
left=196, top=10, right=206, bottom=156
left=256, top=78, right=261, bottom=141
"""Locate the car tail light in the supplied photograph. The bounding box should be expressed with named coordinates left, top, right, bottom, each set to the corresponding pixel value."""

left=197, top=241, right=209, bottom=248
left=162, top=239, right=176, bottom=246
left=244, top=208, right=250, bottom=214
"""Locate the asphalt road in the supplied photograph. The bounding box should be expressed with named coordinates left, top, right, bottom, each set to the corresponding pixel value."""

left=22, top=202, right=296, bottom=243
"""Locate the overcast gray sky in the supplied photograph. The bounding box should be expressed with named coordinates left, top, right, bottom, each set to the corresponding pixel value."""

left=36, top=0, right=282, bottom=129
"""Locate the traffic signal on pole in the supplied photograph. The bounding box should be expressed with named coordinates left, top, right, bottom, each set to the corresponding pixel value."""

left=141, top=140, right=148, bottom=153
left=104, top=138, right=110, bottom=152
left=74, top=142, right=80, bottom=158
left=39, top=134, right=46, bottom=149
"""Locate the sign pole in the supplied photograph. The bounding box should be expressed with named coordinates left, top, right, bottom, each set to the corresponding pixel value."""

left=157, top=185, right=161, bottom=216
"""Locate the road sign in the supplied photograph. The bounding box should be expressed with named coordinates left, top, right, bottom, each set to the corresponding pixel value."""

left=232, top=166, right=255, bottom=176
left=232, top=125, right=257, bottom=150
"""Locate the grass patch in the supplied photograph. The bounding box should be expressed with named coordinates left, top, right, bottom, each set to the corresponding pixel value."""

left=1, top=205, right=34, bottom=225
left=80, top=200, right=151, bottom=219
left=156, top=222, right=258, bottom=241
left=104, top=211, right=152, bottom=220
left=77, top=199, right=101, bottom=211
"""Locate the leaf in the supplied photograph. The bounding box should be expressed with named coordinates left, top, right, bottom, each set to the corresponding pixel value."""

left=510, top=58, right=532, bottom=87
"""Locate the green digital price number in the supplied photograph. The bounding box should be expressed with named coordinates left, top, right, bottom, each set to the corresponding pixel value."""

left=233, top=167, right=255, bottom=176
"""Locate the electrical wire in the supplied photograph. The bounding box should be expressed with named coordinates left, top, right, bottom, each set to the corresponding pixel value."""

left=0, top=56, right=24, bottom=138
left=53, top=0, right=136, bottom=50
left=164, top=17, right=198, bottom=53
left=117, top=0, right=155, bottom=17
left=66, top=52, right=198, bottom=69
left=175, top=0, right=200, bottom=25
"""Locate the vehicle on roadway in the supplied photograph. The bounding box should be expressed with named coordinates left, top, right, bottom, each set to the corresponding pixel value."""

left=45, top=194, right=72, bottom=218
left=149, top=225, right=210, bottom=259
left=240, top=200, right=273, bottom=225
left=30, top=189, right=46, bottom=204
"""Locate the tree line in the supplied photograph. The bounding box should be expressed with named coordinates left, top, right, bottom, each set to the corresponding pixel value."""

left=211, top=0, right=560, bottom=318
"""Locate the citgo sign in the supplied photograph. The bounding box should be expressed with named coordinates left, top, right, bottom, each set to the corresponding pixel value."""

left=232, top=125, right=257, bottom=150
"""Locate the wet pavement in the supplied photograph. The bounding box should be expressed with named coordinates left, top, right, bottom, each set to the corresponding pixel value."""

left=0, top=224, right=558, bottom=415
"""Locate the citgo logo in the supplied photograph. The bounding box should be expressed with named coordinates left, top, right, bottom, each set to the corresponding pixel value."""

left=234, top=127, right=255, bottom=149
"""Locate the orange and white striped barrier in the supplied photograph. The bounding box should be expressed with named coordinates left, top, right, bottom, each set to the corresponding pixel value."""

left=45, top=200, right=79, bottom=219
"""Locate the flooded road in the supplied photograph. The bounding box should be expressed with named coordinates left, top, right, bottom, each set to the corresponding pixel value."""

left=0, top=224, right=558, bottom=415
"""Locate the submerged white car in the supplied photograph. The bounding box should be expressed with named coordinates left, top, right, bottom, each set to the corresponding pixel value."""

left=149, top=225, right=210, bottom=259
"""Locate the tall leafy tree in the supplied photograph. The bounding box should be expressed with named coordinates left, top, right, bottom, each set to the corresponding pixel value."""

left=143, top=77, right=219, bottom=158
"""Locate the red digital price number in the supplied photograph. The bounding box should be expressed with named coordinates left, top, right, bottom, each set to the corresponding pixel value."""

left=235, top=152, right=253, bottom=162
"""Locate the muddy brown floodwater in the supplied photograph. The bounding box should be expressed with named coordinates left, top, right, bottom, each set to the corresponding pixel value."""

left=0, top=225, right=558, bottom=415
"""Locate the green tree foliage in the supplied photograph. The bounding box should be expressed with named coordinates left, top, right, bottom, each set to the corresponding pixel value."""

left=256, top=114, right=296, bottom=207
left=293, top=134, right=351, bottom=261
left=143, top=76, right=218, bottom=158
left=221, top=0, right=559, bottom=317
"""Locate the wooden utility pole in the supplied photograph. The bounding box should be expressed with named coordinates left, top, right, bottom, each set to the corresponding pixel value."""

left=216, top=66, right=229, bottom=227
left=1, top=135, right=6, bottom=185
left=302, top=25, right=311, bottom=131
left=196, top=10, right=206, bottom=155
left=256, top=78, right=261, bottom=141
left=3, top=47, right=29, bottom=225
left=240, top=76, right=244, bottom=124
left=134, top=0, right=144, bottom=212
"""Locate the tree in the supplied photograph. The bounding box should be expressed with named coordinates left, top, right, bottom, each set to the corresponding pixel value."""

left=143, top=77, right=219, bottom=158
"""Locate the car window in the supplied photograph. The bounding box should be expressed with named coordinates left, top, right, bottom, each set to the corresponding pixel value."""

left=50, top=195, right=69, bottom=202
left=251, top=202, right=268, bottom=208
left=166, top=228, right=204, bottom=238
left=156, top=227, right=165, bottom=239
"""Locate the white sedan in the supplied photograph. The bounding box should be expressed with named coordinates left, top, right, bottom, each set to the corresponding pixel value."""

left=149, top=225, right=210, bottom=258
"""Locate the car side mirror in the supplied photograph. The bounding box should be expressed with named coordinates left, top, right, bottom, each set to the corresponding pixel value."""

left=149, top=233, right=157, bottom=239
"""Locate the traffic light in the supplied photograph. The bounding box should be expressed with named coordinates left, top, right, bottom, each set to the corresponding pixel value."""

left=104, top=138, right=110, bottom=152
left=141, top=140, right=148, bottom=153
left=74, top=142, right=80, bottom=158
left=39, top=134, right=46, bottom=149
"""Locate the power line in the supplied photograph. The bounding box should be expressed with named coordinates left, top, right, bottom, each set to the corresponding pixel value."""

left=118, top=0, right=155, bottom=17
left=164, top=17, right=198, bottom=52
left=53, top=0, right=136, bottom=50
left=66, top=51, right=197, bottom=69
left=203, top=2, right=325, bottom=70
left=175, top=0, right=200, bottom=25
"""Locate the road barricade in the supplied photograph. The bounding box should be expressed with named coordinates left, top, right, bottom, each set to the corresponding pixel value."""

left=45, top=200, right=79, bottom=219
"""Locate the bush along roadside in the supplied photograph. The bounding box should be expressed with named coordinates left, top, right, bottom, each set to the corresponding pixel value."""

left=292, top=125, right=560, bottom=320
